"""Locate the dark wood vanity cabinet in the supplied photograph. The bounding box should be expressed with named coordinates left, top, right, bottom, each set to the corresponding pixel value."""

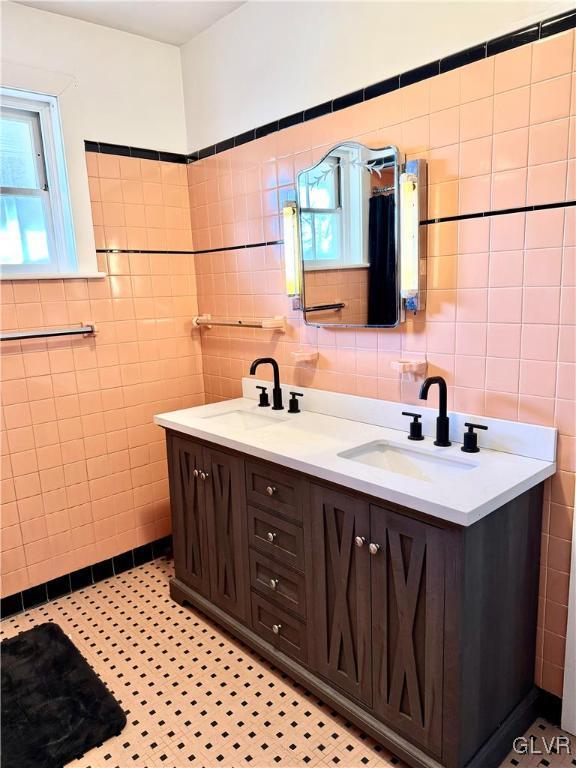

left=308, top=486, right=372, bottom=704
left=308, top=486, right=444, bottom=756
left=167, top=433, right=248, bottom=622
left=166, top=429, right=543, bottom=768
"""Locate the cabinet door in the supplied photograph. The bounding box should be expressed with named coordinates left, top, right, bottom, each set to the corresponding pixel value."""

left=167, top=434, right=210, bottom=597
left=371, top=508, right=444, bottom=756
left=204, top=447, right=249, bottom=622
left=308, top=485, right=372, bottom=704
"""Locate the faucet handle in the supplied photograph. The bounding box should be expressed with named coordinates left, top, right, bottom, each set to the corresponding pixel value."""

left=256, top=385, right=270, bottom=408
left=288, top=392, right=303, bottom=414
left=402, top=411, right=424, bottom=441
left=462, top=422, right=488, bottom=453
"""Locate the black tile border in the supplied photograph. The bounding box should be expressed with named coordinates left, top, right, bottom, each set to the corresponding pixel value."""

left=92, top=201, right=576, bottom=259
left=439, top=43, right=487, bottom=73
left=0, top=535, right=173, bottom=620
left=83, top=9, right=576, bottom=169
left=538, top=690, right=562, bottom=725
left=84, top=141, right=188, bottom=164
left=422, top=198, right=576, bottom=226
left=184, top=8, right=576, bottom=163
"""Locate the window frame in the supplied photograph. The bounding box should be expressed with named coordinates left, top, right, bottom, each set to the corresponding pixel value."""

left=1, top=87, right=78, bottom=277
left=300, top=147, right=370, bottom=271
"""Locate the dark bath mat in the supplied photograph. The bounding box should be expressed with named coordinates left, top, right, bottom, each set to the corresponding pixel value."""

left=1, top=622, right=126, bottom=768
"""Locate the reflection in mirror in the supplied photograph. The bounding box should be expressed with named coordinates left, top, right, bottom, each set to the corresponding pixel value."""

left=297, top=142, right=400, bottom=328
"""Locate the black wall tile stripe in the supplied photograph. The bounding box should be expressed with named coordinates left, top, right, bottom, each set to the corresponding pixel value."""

left=187, top=8, right=576, bottom=163
left=94, top=202, right=575, bottom=258
left=439, top=43, right=487, bottom=73
left=84, top=141, right=188, bottom=164
left=541, top=9, right=576, bottom=37
left=333, top=89, right=364, bottom=112
left=0, top=536, right=172, bottom=619
left=486, top=24, right=540, bottom=56
left=83, top=10, right=576, bottom=167
left=400, top=60, right=440, bottom=87
left=422, top=199, right=576, bottom=226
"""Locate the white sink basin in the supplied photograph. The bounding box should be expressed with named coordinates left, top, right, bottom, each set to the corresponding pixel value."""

left=338, top=440, right=477, bottom=482
left=200, top=409, right=287, bottom=431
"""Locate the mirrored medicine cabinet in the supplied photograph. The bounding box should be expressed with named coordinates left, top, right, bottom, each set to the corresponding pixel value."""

left=283, top=141, right=427, bottom=328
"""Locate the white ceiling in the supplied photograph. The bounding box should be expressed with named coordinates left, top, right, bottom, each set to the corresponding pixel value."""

left=11, top=0, right=244, bottom=45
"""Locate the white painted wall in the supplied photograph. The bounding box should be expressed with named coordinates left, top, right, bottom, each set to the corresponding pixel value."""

left=181, top=0, right=576, bottom=150
left=1, top=1, right=187, bottom=274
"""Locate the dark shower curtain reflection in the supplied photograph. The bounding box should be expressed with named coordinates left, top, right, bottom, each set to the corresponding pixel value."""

left=368, top=193, right=396, bottom=326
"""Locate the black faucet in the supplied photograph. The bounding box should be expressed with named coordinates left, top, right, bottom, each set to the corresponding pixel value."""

left=419, top=376, right=451, bottom=447
left=249, top=357, right=284, bottom=410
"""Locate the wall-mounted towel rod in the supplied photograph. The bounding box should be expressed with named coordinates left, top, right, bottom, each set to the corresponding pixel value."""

left=304, top=302, right=345, bottom=313
left=372, top=184, right=395, bottom=195
left=192, top=314, right=286, bottom=332
left=0, top=323, right=96, bottom=342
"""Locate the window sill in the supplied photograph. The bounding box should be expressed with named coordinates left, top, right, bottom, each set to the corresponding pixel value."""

left=304, top=263, right=369, bottom=272
left=0, top=272, right=107, bottom=281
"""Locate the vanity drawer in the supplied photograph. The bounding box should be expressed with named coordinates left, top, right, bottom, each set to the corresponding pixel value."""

left=251, top=593, right=308, bottom=665
left=249, top=550, right=306, bottom=619
left=245, top=461, right=306, bottom=522
left=248, top=506, right=305, bottom=571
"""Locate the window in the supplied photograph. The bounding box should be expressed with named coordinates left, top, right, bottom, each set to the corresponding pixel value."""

left=299, top=146, right=368, bottom=270
left=1, top=88, right=77, bottom=277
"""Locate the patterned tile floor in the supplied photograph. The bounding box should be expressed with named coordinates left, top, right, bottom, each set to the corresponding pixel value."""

left=1, top=557, right=574, bottom=768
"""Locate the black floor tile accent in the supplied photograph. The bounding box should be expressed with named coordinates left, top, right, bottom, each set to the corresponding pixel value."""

left=1, top=593, right=24, bottom=619
left=92, top=558, right=115, bottom=583
left=46, top=574, right=72, bottom=601
left=113, top=551, right=135, bottom=575
left=133, top=543, right=154, bottom=566
left=22, top=584, right=48, bottom=610
left=2, top=536, right=173, bottom=621
left=70, top=566, right=94, bottom=591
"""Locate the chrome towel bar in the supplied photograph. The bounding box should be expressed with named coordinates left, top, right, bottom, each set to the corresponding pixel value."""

left=0, top=323, right=96, bottom=341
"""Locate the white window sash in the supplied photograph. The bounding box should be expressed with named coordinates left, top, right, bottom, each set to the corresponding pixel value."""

left=0, top=88, right=78, bottom=277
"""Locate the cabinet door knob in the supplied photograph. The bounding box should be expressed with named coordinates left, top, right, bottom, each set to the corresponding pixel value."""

left=268, top=578, right=279, bottom=590
left=272, top=623, right=282, bottom=635
left=266, top=531, right=277, bottom=543
left=193, top=468, right=199, bottom=478
left=266, top=485, right=277, bottom=496
left=200, top=472, right=209, bottom=480
left=368, top=542, right=380, bottom=555
left=354, top=536, right=365, bottom=548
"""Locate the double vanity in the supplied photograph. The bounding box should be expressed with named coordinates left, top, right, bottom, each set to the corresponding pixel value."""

left=155, top=374, right=556, bottom=768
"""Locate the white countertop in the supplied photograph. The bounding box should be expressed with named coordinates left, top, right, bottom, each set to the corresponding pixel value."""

left=154, top=391, right=556, bottom=527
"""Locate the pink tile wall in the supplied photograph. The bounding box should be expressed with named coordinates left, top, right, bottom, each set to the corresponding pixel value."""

left=188, top=30, right=575, bottom=696
left=300, top=267, right=369, bottom=325
left=1, top=155, right=203, bottom=599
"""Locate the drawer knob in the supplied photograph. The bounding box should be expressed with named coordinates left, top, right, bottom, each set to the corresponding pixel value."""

left=354, top=536, right=365, bottom=548
left=266, top=485, right=277, bottom=496
left=272, top=623, right=282, bottom=635
left=369, top=542, right=380, bottom=555
left=268, top=577, right=279, bottom=590
left=266, top=531, right=277, bottom=543
left=193, top=468, right=199, bottom=478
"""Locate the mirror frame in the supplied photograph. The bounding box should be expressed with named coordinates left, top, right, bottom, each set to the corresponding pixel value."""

left=296, top=141, right=405, bottom=329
